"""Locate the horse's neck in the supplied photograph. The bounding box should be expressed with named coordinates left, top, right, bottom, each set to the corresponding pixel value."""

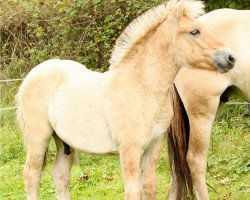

left=118, top=37, right=179, bottom=99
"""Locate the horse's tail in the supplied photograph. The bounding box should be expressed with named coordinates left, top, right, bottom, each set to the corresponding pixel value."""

left=16, top=88, right=25, bottom=133
left=167, top=84, right=194, bottom=199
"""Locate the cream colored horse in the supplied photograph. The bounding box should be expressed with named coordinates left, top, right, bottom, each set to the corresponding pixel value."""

left=168, top=9, right=250, bottom=200
left=16, top=1, right=236, bottom=199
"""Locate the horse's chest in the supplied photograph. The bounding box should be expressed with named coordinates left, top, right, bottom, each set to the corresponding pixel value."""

left=150, top=97, right=173, bottom=139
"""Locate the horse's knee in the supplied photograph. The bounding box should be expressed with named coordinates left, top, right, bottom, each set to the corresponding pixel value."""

left=53, top=165, right=70, bottom=182
left=186, top=151, right=206, bottom=180
left=142, top=180, right=156, bottom=200
left=119, top=144, right=142, bottom=175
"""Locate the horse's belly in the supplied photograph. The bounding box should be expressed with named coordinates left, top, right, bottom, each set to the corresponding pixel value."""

left=48, top=73, right=118, bottom=154
left=53, top=115, right=118, bottom=154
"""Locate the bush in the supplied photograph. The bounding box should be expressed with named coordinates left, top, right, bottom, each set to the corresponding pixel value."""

left=0, top=0, right=249, bottom=79
left=0, top=0, right=164, bottom=78
left=205, top=0, right=249, bottom=10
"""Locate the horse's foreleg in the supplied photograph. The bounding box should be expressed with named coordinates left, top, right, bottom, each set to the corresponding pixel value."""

left=141, top=137, right=163, bottom=200
left=186, top=115, right=215, bottom=200
left=53, top=135, right=74, bottom=200
left=119, top=143, right=143, bottom=200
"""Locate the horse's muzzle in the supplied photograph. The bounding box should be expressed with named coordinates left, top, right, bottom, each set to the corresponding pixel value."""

left=213, top=48, right=236, bottom=73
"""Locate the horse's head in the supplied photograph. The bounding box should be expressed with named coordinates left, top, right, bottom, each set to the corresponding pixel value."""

left=110, top=0, right=236, bottom=73
left=157, top=0, right=236, bottom=73
left=175, top=16, right=236, bottom=73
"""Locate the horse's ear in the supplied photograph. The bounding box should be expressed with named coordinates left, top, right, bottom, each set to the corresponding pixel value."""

left=167, top=0, right=205, bottom=22
left=182, top=0, right=205, bottom=19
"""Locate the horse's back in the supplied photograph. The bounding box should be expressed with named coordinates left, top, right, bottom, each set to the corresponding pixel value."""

left=18, top=59, right=89, bottom=96
left=198, top=9, right=250, bottom=24
left=17, top=59, right=89, bottom=111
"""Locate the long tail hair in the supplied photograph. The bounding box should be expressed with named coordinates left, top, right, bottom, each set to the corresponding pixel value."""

left=167, top=84, right=195, bottom=199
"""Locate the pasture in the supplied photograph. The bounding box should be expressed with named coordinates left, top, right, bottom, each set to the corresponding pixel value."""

left=0, top=82, right=249, bottom=199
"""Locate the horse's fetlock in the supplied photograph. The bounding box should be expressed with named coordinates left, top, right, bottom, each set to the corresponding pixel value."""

left=125, top=184, right=142, bottom=200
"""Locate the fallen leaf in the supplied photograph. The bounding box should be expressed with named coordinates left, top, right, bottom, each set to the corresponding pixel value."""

left=104, top=176, right=114, bottom=181
left=78, top=173, right=89, bottom=180
left=224, top=192, right=231, bottom=200
left=219, top=177, right=230, bottom=185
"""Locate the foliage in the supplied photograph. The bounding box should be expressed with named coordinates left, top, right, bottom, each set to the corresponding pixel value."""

left=205, top=0, right=249, bottom=10
left=1, top=0, right=249, bottom=80
left=0, top=0, right=164, bottom=79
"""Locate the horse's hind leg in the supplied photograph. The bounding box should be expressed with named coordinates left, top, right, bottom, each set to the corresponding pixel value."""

left=23, top=121, right=52, bottom=200
left=186, top=99, right=220, bottom=200
left=52, top=134, right=74, bottom=200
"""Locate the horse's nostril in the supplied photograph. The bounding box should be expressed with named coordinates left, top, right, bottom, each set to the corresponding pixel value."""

left=228, top=55, right=235, bottom=63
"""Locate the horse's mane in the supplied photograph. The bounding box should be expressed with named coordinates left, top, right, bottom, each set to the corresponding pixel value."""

left=109, top=0, right=205, bottom=69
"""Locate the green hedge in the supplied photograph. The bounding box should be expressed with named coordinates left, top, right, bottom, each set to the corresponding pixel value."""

left=0, top=0, right=249, bottom=79
left=205, top=0, right=249, bottom=10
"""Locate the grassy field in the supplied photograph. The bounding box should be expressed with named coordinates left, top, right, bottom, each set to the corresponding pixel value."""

left=0, top=83, right=249, bottom=199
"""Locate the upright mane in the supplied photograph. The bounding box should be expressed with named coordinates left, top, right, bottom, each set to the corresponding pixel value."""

left=109, top=0, right=205, bottom=69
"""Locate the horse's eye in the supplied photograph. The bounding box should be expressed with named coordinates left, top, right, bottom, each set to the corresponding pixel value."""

left=190, top=29, right=200, bottom=36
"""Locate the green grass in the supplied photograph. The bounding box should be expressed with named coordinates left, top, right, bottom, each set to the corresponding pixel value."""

left=0, top=105, right=249, bottom=199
